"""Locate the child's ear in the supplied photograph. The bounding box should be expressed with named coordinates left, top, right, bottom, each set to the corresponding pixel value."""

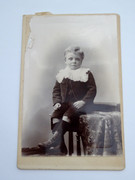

left=65, top=58, right=68, bottom=65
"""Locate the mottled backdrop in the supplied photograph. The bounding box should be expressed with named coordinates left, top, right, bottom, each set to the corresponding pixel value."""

left=22, top=15, right=121, bottom=147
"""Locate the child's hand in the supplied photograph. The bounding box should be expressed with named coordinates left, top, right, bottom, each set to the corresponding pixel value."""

left=73, top=100, right=85, bottom=109
left=53, top=103, right=61, bottom=110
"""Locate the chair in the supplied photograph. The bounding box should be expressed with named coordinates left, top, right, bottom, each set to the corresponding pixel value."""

left=68, top=128, right=82, bottom=156
left=51, top=118, right=83, bottom=156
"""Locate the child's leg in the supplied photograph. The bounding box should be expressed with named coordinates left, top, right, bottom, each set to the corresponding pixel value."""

left=50, top=103, right=69, bottom=130
left=63, top=103, right=86, bottom=129
left=38, top=103, right=70, bottom=154
left=52, top=118, right=60, bottom=124
left=38, top=119, right=70, bottom=154
left=62, top=116, right=70, bottom=123
left=51, top=103, right=69, bottom=121
left=63, top=103, right=79, bottom=122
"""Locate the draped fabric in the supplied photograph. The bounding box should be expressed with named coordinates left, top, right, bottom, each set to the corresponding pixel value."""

left=79, top=111, right=123, bottom=156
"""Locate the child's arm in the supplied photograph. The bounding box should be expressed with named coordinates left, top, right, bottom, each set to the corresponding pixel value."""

left=73, top=100, right=85, bottom=109
left=82, top=71, right=97, bottom=103
left=73, top=71, right=96, bottom=109
left=53, top=103, right=61, bottom=110
left=52, top=80, right=62, bottom=106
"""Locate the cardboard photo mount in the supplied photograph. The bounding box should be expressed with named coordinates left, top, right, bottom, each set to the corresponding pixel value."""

left=17, top=12, right=125, bottom=170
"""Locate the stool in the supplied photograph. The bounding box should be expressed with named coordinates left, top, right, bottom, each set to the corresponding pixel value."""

left=51, top=119, right=84, bottom=156
left=68, top=130, right=81, bottom=156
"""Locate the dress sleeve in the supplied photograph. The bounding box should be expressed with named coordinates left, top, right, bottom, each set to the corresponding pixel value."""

left=52, top=80, right=62, bottom=105
left=82, top=71, right=97, bottom=103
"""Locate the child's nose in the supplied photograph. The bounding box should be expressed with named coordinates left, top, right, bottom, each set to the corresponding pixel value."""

left=72, top=58, right=76, bottom=63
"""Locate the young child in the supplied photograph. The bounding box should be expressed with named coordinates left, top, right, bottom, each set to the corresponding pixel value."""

left=38, top=46, right=97, bottom=155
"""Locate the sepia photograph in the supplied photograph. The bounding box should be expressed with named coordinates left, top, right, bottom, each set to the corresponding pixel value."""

left=18, top=13, right=125, bottom=169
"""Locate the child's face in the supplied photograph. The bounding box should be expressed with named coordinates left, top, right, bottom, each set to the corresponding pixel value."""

left=65, top=53, right=83, bottom=70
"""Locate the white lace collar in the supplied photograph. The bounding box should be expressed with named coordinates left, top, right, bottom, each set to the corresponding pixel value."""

left=56, top=67, right=90, bottom=83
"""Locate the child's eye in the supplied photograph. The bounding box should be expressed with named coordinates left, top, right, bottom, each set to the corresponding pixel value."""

left=75, top=58, right=80, bottom=61
left=69, top=57, right=73, bottom=60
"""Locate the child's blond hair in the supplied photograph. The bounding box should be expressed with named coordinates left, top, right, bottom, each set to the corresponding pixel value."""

left=64, top=46, right=84, bottom=60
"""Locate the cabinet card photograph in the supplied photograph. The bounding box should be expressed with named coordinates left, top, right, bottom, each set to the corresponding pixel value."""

left=17, top=13, right=125, bottom=170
